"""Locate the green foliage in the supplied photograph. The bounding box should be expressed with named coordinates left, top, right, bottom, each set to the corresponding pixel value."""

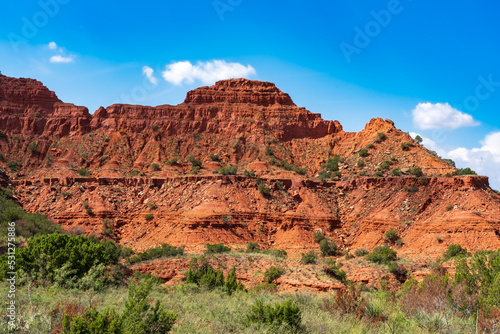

left=166, top=158, right=178, bottom=166
left=191, top=165, right=200, bottom=174
left=209, top=153, right=220, bottom=161
left=293, top=167, right=307, bottom=175
left=0, top=130, right=4, bottom=137
left=443, top=158, right=456, bottom=167
left=77, top=168, right=89, bottom=177
left=129, top=169, right=140, bottom=176
left=265, top=146, right=275, bottom=156
left=453, top=167, right=477, bottom=176
left=128, top=244, right=184, bottom=264
left=391, top=168, right=402, bottom=176
left=263, top=266, right=285, bottom=283
left=443, top=244, right=468, bottom=260
left=384, top=228, right=400, bottom=244
left=414, top=135, right=423, bottom=143
left=246, top=299, right=302, bottom=331
left=151, top=163, right=160, bottom=171
left=406, top=185, right=419, bottom=193
left=244, top=169, right=255, bottom=177
left=324, top=155, right=344, bottom=171
left=376, top=132, right=386, bottom=142
left=218, top=165, right=237, bottom=175
left=355, top=248, right=369, bottom=257
left=62, top=308, right=122, bottom=333
left=313, top=231, right=325, bottom=243
left=187, top=155, right=202, bottom=168
left=185, top=257, right=244, bottom=294
left=246, top=241, right=260, bottom=253
left=445, top=204, right=453, bottom=211
left=320, top=239, right=338, bottom=256
left=357, top=159, right=365, bottom=167
left=86, top=208, right=93, bottom=216
left=28, top=141, right=38, bottom=152
left=401, top=142, right=410, bottom=151
left=359, top=148, right=369, bottom=157
left=148, top=202, right=158, bottom=210
left=323, top=259, right=347, bottom=282
left=7, top=161, right=19, bottom=171
left=388, top=263, right=408, bottom=283
left=102, top=219, right=113, bottom=237
left=261, top=249, right=287, bottom=258
left=301, top=251, right=317, bottom=264
left=374, top=170, right=384, bottom=177
left=410, top=167, right=423, bottom=177
left=145, top=213, right=154, bottom=221
left=0, top=233, right=121, bottom=289
left=380, top=160, right=392, bottom=170
left=0, top=152, right=4, bottom=161
left=205, top=243, right=231, bottom=254
left=366, top=245, right=397, bottom=264
left=258, top=181, right=271, bottom=197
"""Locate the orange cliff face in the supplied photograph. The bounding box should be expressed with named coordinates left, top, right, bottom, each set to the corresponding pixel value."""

left=1, top=73, right=499, bottom=261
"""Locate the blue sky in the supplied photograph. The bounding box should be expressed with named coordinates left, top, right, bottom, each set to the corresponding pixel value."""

left=1, top=0, right=500, bottom=188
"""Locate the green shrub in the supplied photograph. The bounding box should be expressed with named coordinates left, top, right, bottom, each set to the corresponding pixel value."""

left=191, top=165, right=200, bottom=174
left=313, top=231, right=325, bottom=243
left=62, top=308, right=121, bottom=333
left=443, top=244, right=468, bottom=260
left=262, top=249, right=287, bottom=258
left=264, top=266, right=285, bottom=283
left=324, top=156, right=343, bottom=171
left=318, top=170, right=332, bottom=182
left=129, top=169, right=140, bottom=176
left=401, top=142, right=410, bottom=151
left=77, top=168, right=89, bottom=177
left=246, top=299, right=302, bottom=331
left=151, top=163, right=160, bottom=171
left=7, top=161, right=19, bottom=171
left=359, top=148, right=369, bottom=157
left=323, top=259, right=347, bottom=282
left=367, top=143, right=374, bottom=149
left=0, top=153, right=4, bottom=161
left=384, top=228, right=400, bottom=244
left=28, top=142, right=38, bottom=152
left=185, top=257, right=243, bottom=294
left=218, top=166, right=237, bottom=175
left=293, top=167, right=307, bottom=175
left=374, top=170, right=384, bottom=177
left=301, top=251, right=317, bottom=264
left=244, top=169, right=255, bottom=177
left=388, top=263, right=408, bottom=283
left=166, top=158, right=178, bottom=166
left=407, top=185, right=419, bottom=193
left=265, top=146, right=275, bottom=156
left=380, top=160, right=392, bottom=170
left=366, top=245, right=397, bottom=264
left=357, top=159, right=365, bottom=167
left=320, top=239, right=338, bottom=256
left=145, top=213, right=154, bottom=221
left=453, top=167, right=477, bottom=176
left=391, top=168, right=401, bottom=176
left=355, top=248, right=369, bottom=257
left=246, top=242, right=260, bottom=253
left=128, top=243, right=184, bottom=264
left=414, top=135, right=423, bottom=143
left=0, top=130, right=5, bottom=138
left=188, top=155, right=202, bottom=167
left=209, top=153, right=220, bottom=161
left=148, top=202, right=157, bottom=210
left=102, top=219, right=113, bottom=237
left=443, top=159, right=456, bottom=167
left=205, top=243, right=231, bottom=254
left=445, top=204, right=453, bottom=211
left=410, top=167, right=423, bottom=177
left=86, top=208, right=93, bottom=216
left=258, top=181, right=271, bottom=197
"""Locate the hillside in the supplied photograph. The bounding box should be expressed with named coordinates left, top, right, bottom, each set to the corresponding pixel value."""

left=1, top=73, right=499, bottom=265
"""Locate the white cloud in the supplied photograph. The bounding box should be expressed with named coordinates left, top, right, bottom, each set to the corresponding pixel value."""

left=412, top=102, right=480, bottom=129
left=162, top=60, right=256, bottom=86
left=50, top=55, right=75, bottom=63
left=142, top=66, right=158, bottom=85
left=48, top=41, right=57, bottom=50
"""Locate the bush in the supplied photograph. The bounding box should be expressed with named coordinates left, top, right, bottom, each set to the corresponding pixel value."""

left=301, top=251, right=317, bottom=264
left=258, top=181, right=271, bottom=197
left=263, top=266, right=285, bottom=283
left=62, top=307, right=121, bottom=333
left=148, top=202, right=157, bottom=210
left=7, top=161, right=19, bottom=171
left=129, top=169, right=140, bottom=176
left=384, top=228, right=400, bottom=244
left=86, top=208, right=93, bottom=216
left=265, top=146, right=275, bottom=156
left=401, top=142, right=410, bottom=151
left=366, top=245, right=397, bottom=264
left=414, top=135, right=423, bottom=143
left=357, top=159, right=365, bottom=167
left=246, top=299, right=302, bottom=331
left=246, top=242, right=260, bottom=253
left=185, top=257, right=243, bottom=294
left=445, top=204, right=453, bottom=211
left=262, top=249, right=287, bottom=258
left=326, top=285, right=367, bottom=318
left=318, top=170, right=332, bottom=182
left=359, top=148, right=369, bottom=157
left=151, top=163, right=160, bottom=171
left=323, top=259, right=347, bottom=282
left=313, top=231, right=325, bottom=243
left=128, top=243, right=184, bottom=264
left=166, top=158, right=178, bottom=166
left=293, top=167, right=307, bottom=175
left=407, top=185, right=419, bottom=193
left=374, top=170, right=384, bottom=177
left=453, top=167, right=477, bottom=176
left=209, top=153, right=220, bottom=161
left=0, top=130, right=4, bottom=137
left=324, top=155, right=344, bottom=171
left=205, top=243, right=231, bottom=254
left=28, top=142, right=38, bottom=152
left=355, top=248, right=369, bottom=257
left=320, top=239, right=338, bottom=256
left=391, top=168, right=402, bottom=176
left=443, top=244, right=468, bottom=260
left=244, top=169, right=255, bottom=177
left=380, top=160, right=392, bottom=170
left=145, top=213, right=154, bottom=221
left=443, top=158, right=456, bottom=167
left=187, top=155, right=202, bottom=168
left=388, top=263, right=408, bottom=283
left=191, top=166, right=200, bottom=174
left=410, top=167, right=423, bottom=177
left=377, top=132, right=386, bottom=142
left=218, top=166, right=237, bottom=175
left=77, top=168, right=89, bottom=177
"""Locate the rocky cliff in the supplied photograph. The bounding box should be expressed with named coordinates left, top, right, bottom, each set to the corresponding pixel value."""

left=1, top=73, right=499, bottom=260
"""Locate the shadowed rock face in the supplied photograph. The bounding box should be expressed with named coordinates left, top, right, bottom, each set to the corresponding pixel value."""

left=1, top=74, right=499, bottom=265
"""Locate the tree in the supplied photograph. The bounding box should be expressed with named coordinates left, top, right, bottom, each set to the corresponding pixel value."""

left=414, top=135, right=423, bottom=144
